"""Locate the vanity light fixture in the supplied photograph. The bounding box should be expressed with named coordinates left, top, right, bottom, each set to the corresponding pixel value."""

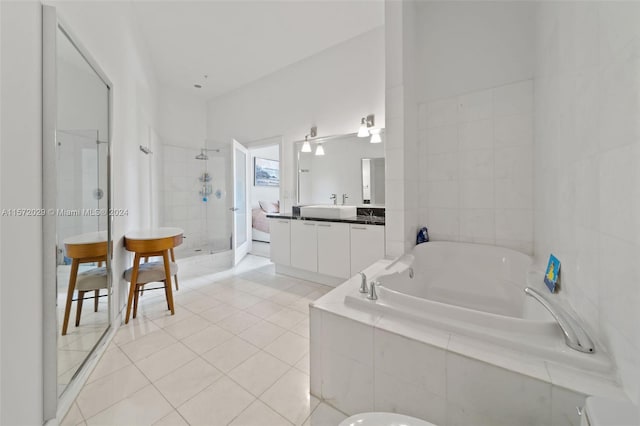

left=315, top=143, right=325, bottom=156
left=301, top=136, right=312, bottom=152
left=369, top=128, right=382, bottom=143
left=357, top=114, right=375, bottom=137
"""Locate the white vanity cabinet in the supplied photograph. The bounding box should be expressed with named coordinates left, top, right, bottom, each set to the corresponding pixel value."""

left=316, top=222, right=350, bottom=279
left=269, top=216, right=385, bottom=286
left=290, top=220, right=318, bottom=272
left=350, top=224, right=385, bottom=276
left=269, top=219, right=291, bottom=266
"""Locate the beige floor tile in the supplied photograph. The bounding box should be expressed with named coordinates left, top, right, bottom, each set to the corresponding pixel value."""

left=177, top=376, right=255, bottom=426
left=302, top=403, right=347, bottom=426
left=290, top=318, right=310, bottom=338
left=181, top=325, right=234, bottom=355
left=119, top=329, right=177, bottom=362
left=245, top=300, right=285, bottom=319
left=294, top=353, right=310, bottom=375
left=152, top=410, right=189, bottom=426
left=269, top=291, right=302, bottom=306
left=199, top=304, right=240, bottom=323
left=149, top=309, right=196, bottom=329
left=155, top=358, right=223, bottom=407
left=217, top=311, right=262, bottom=334
left=85, top=384, right=173, bottom=426
left=135, top=342, right=197, bottom=382
left=86, top=345, right=132, bottom=384
left=228, top=351, right=290, bottom=397
left=264, top=332, right=309, bottom=366
left=260, top=368, right=319, bottom=425
left=180, top=294, right=223, bottom=314
left=76, top=364, right=149, bottom=419
left=266, top=309, right=307, bottom=329
left=162, top=315, right=210, bottom=340
left=60, top=402, right=84, bottom=426
left=201, top=336, right=259, bottom=373
left=229, top=399, right=292, bottom=426
left=237, top=321, right=287, bottom=348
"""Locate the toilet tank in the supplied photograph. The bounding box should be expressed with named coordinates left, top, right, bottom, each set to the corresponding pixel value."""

left=581, top=396, right=639, bottom=426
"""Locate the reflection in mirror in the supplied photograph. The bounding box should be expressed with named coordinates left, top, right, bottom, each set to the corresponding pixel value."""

left=361, top=158, right=385, bottom=205
left=55, top=26, right=111, bottom=396
left=296, top=132, right=385, bottom=206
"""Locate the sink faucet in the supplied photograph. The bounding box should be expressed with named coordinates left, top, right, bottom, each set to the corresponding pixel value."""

left=358, top=272, right=368, bottom=294
left=342, top=193, right=349, bottom=205
left=330, top=194, right=337, bottom=205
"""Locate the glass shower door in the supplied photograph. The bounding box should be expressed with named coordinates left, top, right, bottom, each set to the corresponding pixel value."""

left=232, top=139, right=250, bottom=264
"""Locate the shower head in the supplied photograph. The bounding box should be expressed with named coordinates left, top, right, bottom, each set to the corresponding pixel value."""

left=195, top=149, right=208, bottom=160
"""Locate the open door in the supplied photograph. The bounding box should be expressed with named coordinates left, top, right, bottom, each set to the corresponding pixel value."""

left=232, top=139, right=251, bottom=265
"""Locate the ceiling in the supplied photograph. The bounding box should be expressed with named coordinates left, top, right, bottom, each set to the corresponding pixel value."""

left=132, top=1, right=384, bottom=100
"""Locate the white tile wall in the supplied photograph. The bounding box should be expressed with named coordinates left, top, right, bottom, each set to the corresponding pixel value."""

left=418, top=80, right=534, bottom=253
left=161, top=145, right=230, bottom=254
left=533, top=1, right=640, bottom=403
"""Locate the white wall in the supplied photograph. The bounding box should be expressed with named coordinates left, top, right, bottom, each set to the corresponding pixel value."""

left=207, top=27, right=385, bottom=213
left=0, top=2, right=44, bottom=424
left=534, top=1, right=640, bottom=403
left=413, top=1, right=535, bottom=254
left=158, top=86, right=207, bottom=148
left=1, top=1, right=163, bottom=423
left=249, top=144, right=279, bottom=208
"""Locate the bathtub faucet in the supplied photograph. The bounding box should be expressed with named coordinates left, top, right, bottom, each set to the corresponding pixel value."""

left=358, top=272, right=368, bottom=294
left=367, top=280, right=378, bottom=301
left=524, top=287, right=595, bottom=354
left=408, top=267, right=414, bottom=279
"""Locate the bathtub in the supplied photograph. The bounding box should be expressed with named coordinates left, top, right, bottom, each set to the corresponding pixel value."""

left=345, top=241, right=608, bottom=371
left=310, top=241, right=623, bottom=425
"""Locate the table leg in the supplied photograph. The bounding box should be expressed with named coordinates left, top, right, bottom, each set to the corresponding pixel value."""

left=170, top=248, right=179, bottom=291
left=75, top=291, right=85, bottom=326
left=62, top=259, right=80, bottom=335
left=125, top=253, right=141, bottom=324
left=162, top=250, right=175, bottom=315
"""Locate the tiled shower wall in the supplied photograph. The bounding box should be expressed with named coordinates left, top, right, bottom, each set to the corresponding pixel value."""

left=161, top=144, right=230, bottom=254
left=418, top=80, right=534, bottom=254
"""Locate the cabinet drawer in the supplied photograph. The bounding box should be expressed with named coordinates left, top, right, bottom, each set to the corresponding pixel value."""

left=269, top=219, right=291, bottom=266
left=291, top=220, right=318, bottom=272
left=317, top=222, right=350, bottom=278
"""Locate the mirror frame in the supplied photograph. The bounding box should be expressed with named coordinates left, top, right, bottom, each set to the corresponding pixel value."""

left=42, top=5, right=113, bottom=421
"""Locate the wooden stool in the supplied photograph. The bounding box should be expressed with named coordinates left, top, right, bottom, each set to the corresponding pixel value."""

left=123, top=261, right=178, bottom=319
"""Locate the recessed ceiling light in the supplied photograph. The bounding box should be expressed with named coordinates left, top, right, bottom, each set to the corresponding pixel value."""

left=194, top=84, right=202, bottom=89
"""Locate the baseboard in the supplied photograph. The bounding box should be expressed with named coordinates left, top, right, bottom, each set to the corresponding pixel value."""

left=275, top=264, right=345, bottom=287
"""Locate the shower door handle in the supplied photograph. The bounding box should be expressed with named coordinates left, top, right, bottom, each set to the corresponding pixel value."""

left=229, top=207, right=239, bottom=211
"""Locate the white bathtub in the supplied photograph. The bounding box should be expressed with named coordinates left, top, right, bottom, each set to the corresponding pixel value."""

left=345, top=241, right=610, bottom=372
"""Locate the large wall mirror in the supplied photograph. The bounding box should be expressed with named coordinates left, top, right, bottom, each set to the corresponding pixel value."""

left=296, top=131, right=385, bottom=206
left=43, top=6, right=112, bottom=418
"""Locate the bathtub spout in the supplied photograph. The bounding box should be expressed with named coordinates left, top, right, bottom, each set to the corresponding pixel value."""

left=524, top=287, right=595, bottom=354
left=408, top=267, right=414, bottom=279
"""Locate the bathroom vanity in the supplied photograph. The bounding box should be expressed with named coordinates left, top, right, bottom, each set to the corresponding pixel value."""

left=268, top=207, right=385, bottom=286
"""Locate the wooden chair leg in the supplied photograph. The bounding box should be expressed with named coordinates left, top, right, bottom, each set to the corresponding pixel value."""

left=170, top=248, right=179, bottom=291
left=162, top=251, right=175, bottom=315
left=94, top=289, right=99, bottom=312
left=62, top=259, right=80, bottom=335
left=133, top=284, right=140, bottom=319
left=125, top=253, right=141, bottom=324
left=75, top=291, right=85, bottom=327
left=163, top=280, right=170, bottom=310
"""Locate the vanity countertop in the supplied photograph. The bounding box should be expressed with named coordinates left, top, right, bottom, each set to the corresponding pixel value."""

left=267, top=212, right=385, bottom=226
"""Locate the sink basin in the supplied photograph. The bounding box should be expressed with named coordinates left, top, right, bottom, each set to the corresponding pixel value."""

left=299, top=205, right=357, bottom=219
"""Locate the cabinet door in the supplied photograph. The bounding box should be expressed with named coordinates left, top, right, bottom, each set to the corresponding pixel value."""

left=350, top=224, right=385, bottom=276
left=291, top=220, right=318, bottom=272
left=317, top=222, right=350, bottom=278
left=269, top=219, right=291, bottom=266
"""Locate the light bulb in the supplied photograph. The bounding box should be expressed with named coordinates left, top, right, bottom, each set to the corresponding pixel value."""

left=301, top=140, right=311, bottom=152
left=315, top=144, right=325, bottom=156
left=369, top=128, right=382, bottom=143
left=357, top=117, right=369, bottom=137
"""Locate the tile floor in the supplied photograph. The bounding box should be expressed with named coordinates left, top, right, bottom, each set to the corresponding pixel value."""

left=61, top=255, right=347, bottom=426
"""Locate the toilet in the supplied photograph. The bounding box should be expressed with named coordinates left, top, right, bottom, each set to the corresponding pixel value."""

left=339, top=396, right=640, bottom=426
left=339, top=412, right=436, bottom=426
